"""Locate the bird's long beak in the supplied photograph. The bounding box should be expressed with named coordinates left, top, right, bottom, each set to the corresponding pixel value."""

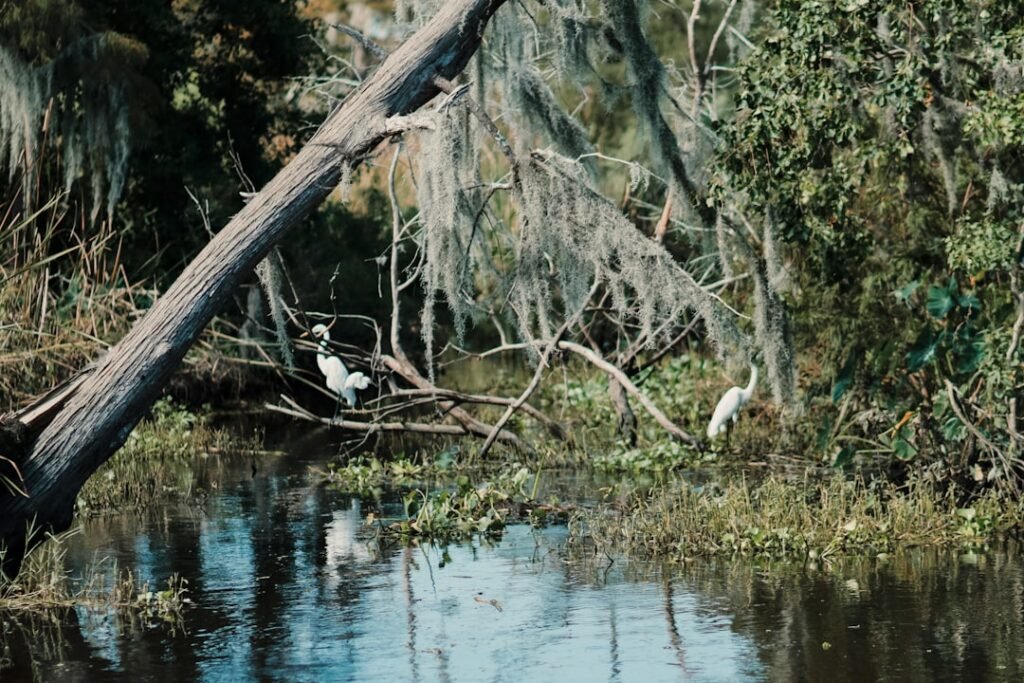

left=299, top=330, right=310, bottom=338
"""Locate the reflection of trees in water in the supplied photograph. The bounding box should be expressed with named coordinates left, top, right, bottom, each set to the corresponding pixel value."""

left=9, top=515, right=1024, bottom=681
left=1, top=474, right=389, bottom=679
left=562, top=543, right=1024, bottom=681
left=0, top=606, right=178, bottom=680
left=670, top=548, right=1024, bottom=682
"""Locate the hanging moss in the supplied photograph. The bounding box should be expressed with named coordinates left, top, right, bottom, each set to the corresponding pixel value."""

left=255, top=253, right=294, bottom=370
left=415, top=107, right=482, bottom=376
left=0, top=24, right=146, bottom=222
left=514, top=152, right=745, bottom=354
left=505, top=65, right=596, bottom=174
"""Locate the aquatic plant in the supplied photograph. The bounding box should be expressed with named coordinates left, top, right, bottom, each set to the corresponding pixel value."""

left=75, top=398, right=256, bottom=515
left=318, top=456, right=431, bottom=498
left=572, top=474, right=1021, bottom=561
left=382, top=466, right=570, bottom=541
left=0, top=524, right=188, bottom=620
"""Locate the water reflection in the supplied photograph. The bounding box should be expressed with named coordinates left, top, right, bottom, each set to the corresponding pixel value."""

left=3, top=455, right=1024, bottom=681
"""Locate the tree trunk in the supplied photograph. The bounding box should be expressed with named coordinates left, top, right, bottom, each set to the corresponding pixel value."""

left=0, top=0, right=506, bottom=575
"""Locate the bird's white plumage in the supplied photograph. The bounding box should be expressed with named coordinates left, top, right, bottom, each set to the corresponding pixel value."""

left=344, top=371, right=371, bottom=391
left=312, top=324, right=356, bottom=407
left=707, top=365, right=758, bottom=438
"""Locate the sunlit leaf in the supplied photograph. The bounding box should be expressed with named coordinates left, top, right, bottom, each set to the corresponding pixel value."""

left=926, top=284, right=956, bottom=319
left=893, top=437, right=917, bottom=461
left=892, top=280, right=919, bottom=304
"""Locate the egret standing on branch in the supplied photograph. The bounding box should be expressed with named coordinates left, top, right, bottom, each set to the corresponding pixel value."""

left=310, top=323, right=358, bottom=410
left=707, top=364, right=758, bottom=439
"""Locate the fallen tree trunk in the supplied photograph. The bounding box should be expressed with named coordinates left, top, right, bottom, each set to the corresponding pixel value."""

left=0, top=0, right=506, bottom=575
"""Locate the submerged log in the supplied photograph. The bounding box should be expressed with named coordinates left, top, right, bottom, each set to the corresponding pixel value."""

left=0, top=0, right=507, bottom=576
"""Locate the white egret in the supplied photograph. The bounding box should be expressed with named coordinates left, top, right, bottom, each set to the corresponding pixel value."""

left=707, top=364, right=758, bottom=439
left=311, top=323, right=357, bottom=408
left=344, top=371, right=371, bottom=392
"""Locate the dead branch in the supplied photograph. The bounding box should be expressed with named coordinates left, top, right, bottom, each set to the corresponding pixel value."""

left=266, top=396, right=472, bottom=437
left=371, top=388, right=565, bottom=440
left=476, top=317, right=572, bottom=459
left=458, top=339, right=701, bottom=447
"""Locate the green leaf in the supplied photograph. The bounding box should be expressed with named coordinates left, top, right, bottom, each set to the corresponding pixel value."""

left=832, top=445, right=856, bottom=468
left=893, top=437, right=917, bottom=461
left=926, top=284, right=956, bottom=319
left=435, top=446, right=458, bottom=471
left=831, top=353, right=858, bottom=402
left=906, top=329, right=938, bottom=371
left=892, top=280, right=919, bottom=304
left=954, top=339, right=985, bottom=374
left=957, top=293, right=981, bottom=313
left=941, top=416, right=965, bottom=441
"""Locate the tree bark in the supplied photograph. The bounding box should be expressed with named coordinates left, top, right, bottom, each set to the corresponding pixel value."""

left=0, top=0, right=507, bottom=575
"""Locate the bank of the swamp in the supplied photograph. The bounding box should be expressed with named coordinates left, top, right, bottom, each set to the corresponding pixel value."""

left=4, top=350, right=1022, bottom=613
left=0, top=399, right=258, bottom=612
left=314, top=448, right=1024, bottom=563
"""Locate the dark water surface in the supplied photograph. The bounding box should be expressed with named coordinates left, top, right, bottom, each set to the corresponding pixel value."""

left=3, top=433, right=1024, bottom=682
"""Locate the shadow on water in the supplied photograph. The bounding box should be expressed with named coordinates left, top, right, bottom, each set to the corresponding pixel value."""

left=4, top=432, right=1024, bottom=681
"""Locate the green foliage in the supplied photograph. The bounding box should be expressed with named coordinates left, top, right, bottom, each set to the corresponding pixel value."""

left=575, top=475, right=1019, bottom=560
left=595, top=439, right=716, bottom=473
left=946, top=218, right=1018, bottom=275
left=76, top=398, right=250, bottom=514
left=321, top=456, right=431, bottom=498
left=902, top=278, right=985, bottom=376
left=965, top=91, right=1024, bottom=151
left=709, top=0, right=1024, bottom=479
left=386, top=466, right=563, bottom=541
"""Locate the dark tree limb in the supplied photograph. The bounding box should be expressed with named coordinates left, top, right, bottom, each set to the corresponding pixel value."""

left=0, top=0, right=508, bottom=575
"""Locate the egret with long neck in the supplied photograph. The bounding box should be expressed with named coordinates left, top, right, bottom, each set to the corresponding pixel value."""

left=707, top=364, right=758, bottom=439
left=311, top=323, right=357, bottom=409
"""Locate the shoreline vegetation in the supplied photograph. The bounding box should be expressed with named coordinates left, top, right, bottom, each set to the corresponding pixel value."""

left=3, top=378, right=1023, bottom=614
left=2, top=0, right=1023, bottom=623
left=1, top=399, right=252, bottom=613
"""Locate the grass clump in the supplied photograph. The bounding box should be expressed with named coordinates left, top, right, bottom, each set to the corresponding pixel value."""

left=75, top=398, right=256, bottom=515
left=1, top=527, right=189, bottom=623
left=573, top=474, right=1020, bottom=561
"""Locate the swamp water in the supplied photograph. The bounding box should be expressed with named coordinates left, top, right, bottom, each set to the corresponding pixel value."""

left=3, top=429, right=1024, bottom=682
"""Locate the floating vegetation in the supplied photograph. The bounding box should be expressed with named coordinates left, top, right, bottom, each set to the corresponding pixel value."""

left=319, top=454, right=573, bottom=542
left=571, top=475, right=1021, bottom=561
left=593, top=440, right=717, bottom=473
left=315, top=456, right=433, bottom=497
left=381, top=466, right=572, bottom=541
